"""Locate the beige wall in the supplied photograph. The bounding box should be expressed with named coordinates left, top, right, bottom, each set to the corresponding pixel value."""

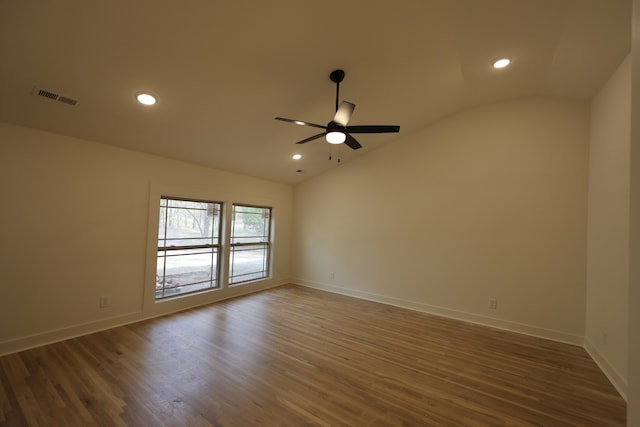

left=0, top=123, right=293, bottom=355
left=292, top=96, right=589, bottom=343
left=585, top=55, right=631, bottom=398
left=628, top=0, right=640, bottom=422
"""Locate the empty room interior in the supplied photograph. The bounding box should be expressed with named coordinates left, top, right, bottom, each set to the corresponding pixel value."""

left=1, top=0, right=639, bottom=425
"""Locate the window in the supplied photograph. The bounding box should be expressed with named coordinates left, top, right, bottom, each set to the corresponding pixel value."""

left=152, top=196, right=274, bottom=301
left=229, top=204, right=272, bottom=285
left=156, top=197, right=222, bottom=299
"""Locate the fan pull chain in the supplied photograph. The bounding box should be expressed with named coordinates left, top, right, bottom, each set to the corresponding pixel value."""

left=328, top=146, right=341, bottom=164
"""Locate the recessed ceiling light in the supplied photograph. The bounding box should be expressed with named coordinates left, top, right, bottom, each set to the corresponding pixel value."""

left=136, top=92, right=157, bottom=106
left=493, top=58, right=511, bottom=69
left=292, top=153, right=302, bottom=160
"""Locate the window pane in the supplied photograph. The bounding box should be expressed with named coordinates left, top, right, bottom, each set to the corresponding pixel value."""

left=229, top=204, right=272, bottom=285
left=156, top=197, right=222, bottom=300
left=231, top=205, right=270, bottom=244
left=156, top=248, right=219, bottom=298
left=229, top=244, right=269, bottom=284
left=158, top=198, right=220, bottom=247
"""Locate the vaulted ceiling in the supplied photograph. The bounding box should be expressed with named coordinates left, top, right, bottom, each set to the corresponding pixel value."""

left=0, top=0, right=631, bottom=184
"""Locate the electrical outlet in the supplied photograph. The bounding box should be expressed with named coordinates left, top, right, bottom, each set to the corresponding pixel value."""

left=330, top=272, right=335, bottom=280
left=602, top=331, right=608, bottom=345
left=488, top=298, right=498, bottom=310
left=99, top=295, right=110, bottom=308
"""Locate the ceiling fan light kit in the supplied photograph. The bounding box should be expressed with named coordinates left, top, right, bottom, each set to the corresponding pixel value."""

left=275, top=69, right=400, bottom=152
left=326, top=131, right=346, bottom=144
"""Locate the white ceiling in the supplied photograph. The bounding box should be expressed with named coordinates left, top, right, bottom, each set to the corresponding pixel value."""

left=0, top=0, right=631, bottom=184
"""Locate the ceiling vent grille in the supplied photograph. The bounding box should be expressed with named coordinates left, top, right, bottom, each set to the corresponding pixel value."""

left=33, top=86, right=79, bottom=106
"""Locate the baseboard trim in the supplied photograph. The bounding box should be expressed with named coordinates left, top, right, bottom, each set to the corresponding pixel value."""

left=0, top=311, right=145, bottom=357
left=0, top=280, right=288, bottom=357
left=293, top=280, right=633, bottom=400
left=5, top=279, right=623, bottom=402
left=292, top=279, right=584, bottom=346
left=584, top=337, right=628, bottom=401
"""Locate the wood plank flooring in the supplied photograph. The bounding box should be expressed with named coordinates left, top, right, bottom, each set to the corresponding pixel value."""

left=0, top=284, right=626, bottom=426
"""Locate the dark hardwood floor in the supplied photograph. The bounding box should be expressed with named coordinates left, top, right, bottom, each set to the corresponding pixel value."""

left=0, top=284, right=626, bottom=426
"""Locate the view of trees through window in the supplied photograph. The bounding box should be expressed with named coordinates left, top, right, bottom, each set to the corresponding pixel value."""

left=156, top=198, right=222, bottom=299
left=230, top=205, right=272, bottom=285
left=155, top=198, right=272, bottom=300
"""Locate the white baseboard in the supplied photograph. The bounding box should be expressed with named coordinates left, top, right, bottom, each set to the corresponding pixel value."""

left=584, top=337, right=628, bottom=401
left=5, top=279, right=625, bottom=403
left=0, top=311, right=145, bottom=356
left=0, top=280, right=288, bottom=357
left=292, top=278, right=584, bottom=346
left=300, top=278, right=627, bottom=400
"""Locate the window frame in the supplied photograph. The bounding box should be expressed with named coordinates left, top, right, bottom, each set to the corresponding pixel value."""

left=228, top=203, right=273, bottom=286
left=144, top=186, right=278, bottom=310
left=155, top=196, right=224, bottom=300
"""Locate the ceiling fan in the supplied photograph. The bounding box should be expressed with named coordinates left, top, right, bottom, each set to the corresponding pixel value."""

left=275, top=69, right=400, bottom=150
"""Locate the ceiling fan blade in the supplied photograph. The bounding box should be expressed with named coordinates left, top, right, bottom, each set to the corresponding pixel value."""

left=343, top=134, right=362, bottom=150
left=333, top=101, right=355, bottom=127
left=295, top=132, right=326, bottom=145
left=346, top=125, right=400, bottom=134
left=275, top=117, right=327, bottom=130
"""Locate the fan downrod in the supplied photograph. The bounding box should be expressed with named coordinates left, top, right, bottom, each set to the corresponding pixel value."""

left=330, top=69, right=345, bottom=112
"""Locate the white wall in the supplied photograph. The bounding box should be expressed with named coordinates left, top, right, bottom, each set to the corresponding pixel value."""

left=0, top=123, right=293, bottom=355
left=585, top=55, right=631, bottom=399
left=292, top=96, right=589, bottom=344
